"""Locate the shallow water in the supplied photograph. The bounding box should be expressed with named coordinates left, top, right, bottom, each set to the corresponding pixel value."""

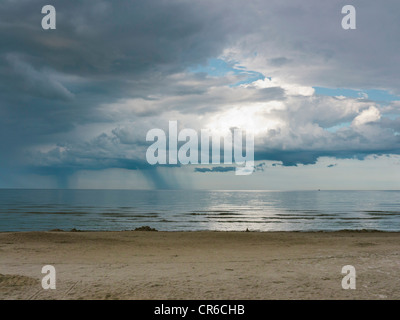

left=0, top=189, right=399, bottom=232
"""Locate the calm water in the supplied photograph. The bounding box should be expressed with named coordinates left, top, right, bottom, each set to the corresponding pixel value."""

left=0, top=189, right=399, bottom=232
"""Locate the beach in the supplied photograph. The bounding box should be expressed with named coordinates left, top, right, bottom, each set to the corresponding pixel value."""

left=0, top=230, right=399, bottom=300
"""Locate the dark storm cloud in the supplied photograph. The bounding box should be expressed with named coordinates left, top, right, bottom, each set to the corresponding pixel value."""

left=0, top=0, right=236, bottom=111
left=0, top=0, right=239, bottom=77
left=194, top=167, right=236, bottom=173
left=0, top=0, right=256, bottom=175
left=254, top=132, right=400, bottom=166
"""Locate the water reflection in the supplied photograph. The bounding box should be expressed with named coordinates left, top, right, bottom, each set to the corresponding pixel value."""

left=0, top=189, right=399, bottom=231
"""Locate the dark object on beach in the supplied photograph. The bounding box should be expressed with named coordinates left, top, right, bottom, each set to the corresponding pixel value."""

left=246, top=228, right=250, bottom=232
left=49, top=229, right=64, bottom=232
left=70, top=228, right=81, bottom=232
left=134, top=226, right=158, bottom=232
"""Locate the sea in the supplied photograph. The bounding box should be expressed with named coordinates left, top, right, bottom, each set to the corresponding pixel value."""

left=0, top=189, right=399, bottom=232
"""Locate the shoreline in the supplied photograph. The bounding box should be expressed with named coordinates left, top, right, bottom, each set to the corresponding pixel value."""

left=0, top=228, right=397, bottom=233
left=1, top=230, right=399, bottom=300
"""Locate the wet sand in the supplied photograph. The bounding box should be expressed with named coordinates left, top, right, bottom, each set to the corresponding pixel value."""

left=0, top=230, right=399, bottom=300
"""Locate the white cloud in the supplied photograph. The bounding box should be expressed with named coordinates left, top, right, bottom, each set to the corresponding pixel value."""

left=248, top=77, right=315, bottom=96
left=352, top=106, right=381, bottom=126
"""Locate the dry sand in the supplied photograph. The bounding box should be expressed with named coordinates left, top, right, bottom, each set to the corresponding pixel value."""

left=0, top=230, right=399, bottom=300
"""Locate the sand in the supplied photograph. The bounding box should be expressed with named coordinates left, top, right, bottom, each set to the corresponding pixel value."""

left=0, top=230, right=399, bottom=300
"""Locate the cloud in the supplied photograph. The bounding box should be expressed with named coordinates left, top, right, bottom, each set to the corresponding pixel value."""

left=22, top=79, right=400, bottom=175
left=194, top=166, right=236, bottom=173
left=352, top=106, right=381, bottom=126
left=0, top=0, right=399, bottom=188
left=5, top=54, right=74, bottom=101
left=224, top=0, right=400, bottom=93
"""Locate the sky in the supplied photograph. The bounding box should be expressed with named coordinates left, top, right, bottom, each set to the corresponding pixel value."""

left=0, top=0, right=399, bottom=190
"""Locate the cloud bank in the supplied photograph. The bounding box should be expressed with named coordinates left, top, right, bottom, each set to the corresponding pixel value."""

left=0, top=0, right=399, bottom=188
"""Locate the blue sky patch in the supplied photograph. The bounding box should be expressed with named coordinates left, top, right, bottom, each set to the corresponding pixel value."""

left=325, top=122, right=352, bottom=133
left=189, top=58, right=265, bottom=86
left=314, top=87, right=400, bottom=102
